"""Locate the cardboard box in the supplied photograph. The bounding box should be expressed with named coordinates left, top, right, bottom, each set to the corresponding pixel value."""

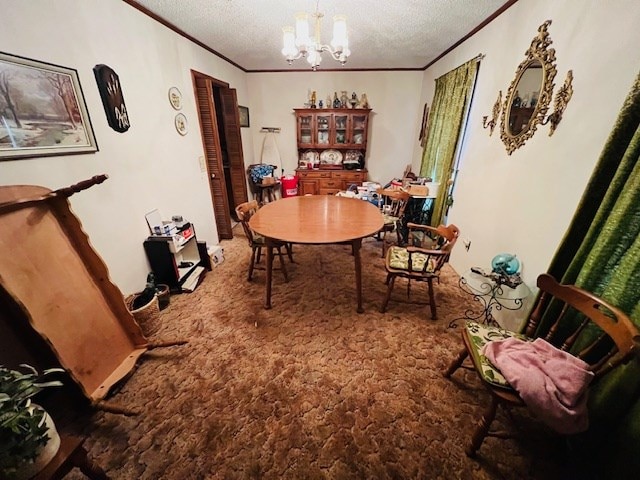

left=424, top=182, right=440, bottom=198
left=208, top=245, right=224, bottom=267
left=406, top=185, right=430, bottom=196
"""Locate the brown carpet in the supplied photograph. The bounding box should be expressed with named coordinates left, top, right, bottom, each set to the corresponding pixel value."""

left=67, top=226, right=568, bottom=479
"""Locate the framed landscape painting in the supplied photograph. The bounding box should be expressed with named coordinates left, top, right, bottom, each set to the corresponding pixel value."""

left=0, top=52, right=98, bottom=160
left=238, top=105, right=249, bottom=128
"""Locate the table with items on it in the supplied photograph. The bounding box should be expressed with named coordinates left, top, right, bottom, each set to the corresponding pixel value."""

left=449, top=263, right=531, bottom=329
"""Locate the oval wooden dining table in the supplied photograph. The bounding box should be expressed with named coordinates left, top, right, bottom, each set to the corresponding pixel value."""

left=249, top=195, right=384, bottom=313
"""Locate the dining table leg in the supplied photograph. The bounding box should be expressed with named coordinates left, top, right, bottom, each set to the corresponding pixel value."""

left=265, top=239, right=273, bottom=309
left=353, top=237, right=364, bottom=313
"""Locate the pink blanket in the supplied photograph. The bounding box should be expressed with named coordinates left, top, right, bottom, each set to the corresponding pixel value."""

left=481, top=337, right=594, bottom=434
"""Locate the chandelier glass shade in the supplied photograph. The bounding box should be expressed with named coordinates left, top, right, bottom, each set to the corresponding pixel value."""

left=281, top=5, right=350, bottom=70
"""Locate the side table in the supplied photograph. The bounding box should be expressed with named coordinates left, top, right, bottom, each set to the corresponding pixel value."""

left=448, top=268, right=531, bottom=328
left=32, top=435, right=109, bottom=480
left=256, top=182, right=280, bottom=205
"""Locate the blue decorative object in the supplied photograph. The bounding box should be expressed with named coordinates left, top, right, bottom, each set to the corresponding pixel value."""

left=491, top=253, right=520, bottom=275
left=249, top=164, right=276, bottom=184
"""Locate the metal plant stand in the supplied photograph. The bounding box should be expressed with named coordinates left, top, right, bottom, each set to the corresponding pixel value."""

left=449, top=268, right=531, bottom=329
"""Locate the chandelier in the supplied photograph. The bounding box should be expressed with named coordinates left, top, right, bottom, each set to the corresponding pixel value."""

left=281, top=1, right=350, bottom=71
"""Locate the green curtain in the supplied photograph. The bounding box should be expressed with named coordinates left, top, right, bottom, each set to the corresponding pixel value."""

left=420, top=59, right=478, bottom=226
left=543, top=71, right=640, bottom=478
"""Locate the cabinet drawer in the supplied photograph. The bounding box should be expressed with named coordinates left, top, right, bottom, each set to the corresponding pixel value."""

left=320, top=188, right=341, bottom=195
left=319, top=179, right=341, bottom=188
left=332, top=171, right=366, bottom=181
left=297, top=170, right=330, bottom=179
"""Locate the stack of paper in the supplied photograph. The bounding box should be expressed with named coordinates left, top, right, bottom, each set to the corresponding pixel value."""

left=181, top=266, right=205, bottom=292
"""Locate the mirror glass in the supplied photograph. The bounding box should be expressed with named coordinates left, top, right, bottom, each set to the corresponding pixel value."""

left=507, top=59, right=543, bottom=136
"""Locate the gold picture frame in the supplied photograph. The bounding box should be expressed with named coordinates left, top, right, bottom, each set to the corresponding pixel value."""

left=0, top=51, right=98, bottom=160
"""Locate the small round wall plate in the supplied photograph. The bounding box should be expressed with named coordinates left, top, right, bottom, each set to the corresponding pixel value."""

left=174, top=113, right=188, bottom=135
left=168, top=87, right=183, bottom=110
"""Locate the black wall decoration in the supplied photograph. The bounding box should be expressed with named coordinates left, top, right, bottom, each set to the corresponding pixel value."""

left=93, top=64, right=130, bottom=133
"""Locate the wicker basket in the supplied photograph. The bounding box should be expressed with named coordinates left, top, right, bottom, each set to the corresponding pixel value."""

left=157, top=284, right=170, bottom=311
left=125, top=293, right=160, bottom=336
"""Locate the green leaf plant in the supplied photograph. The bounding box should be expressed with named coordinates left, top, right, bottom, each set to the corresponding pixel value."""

left=0, top=364, right=64, bottom=478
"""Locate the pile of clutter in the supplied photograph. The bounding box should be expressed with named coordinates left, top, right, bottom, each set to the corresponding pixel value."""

left=336, top=181, right=382, bottom=205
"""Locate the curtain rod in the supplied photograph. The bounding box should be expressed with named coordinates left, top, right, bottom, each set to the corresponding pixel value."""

left=435, top=53, right=485, bottom=81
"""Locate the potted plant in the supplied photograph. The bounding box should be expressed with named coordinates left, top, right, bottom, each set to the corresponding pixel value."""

left=0, top=364, right=64, bottom=480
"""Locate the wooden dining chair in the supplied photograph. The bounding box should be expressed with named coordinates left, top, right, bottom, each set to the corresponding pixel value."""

left=235, top=200, right=292, bottom=282
left=444, top=273, right=640, bottom=457
left=379, top=223, right=459, bottom=319
left=376, top=188, right=411, bottom=257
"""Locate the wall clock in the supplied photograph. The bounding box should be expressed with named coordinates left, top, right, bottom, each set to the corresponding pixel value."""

left=93, top=64, right=130, bottom=133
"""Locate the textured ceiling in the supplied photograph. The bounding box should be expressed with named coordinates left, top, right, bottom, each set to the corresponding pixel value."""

left=129, top=0, right=510, bottom=71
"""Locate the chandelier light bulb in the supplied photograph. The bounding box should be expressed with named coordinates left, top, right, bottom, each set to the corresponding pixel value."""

left=331, top=15, right=347, bottom=53
left=281, top=26, right=298, bottom=60
left=295, top=12, right=310, bottom=52
left=307, top=49, right=322, bottom=69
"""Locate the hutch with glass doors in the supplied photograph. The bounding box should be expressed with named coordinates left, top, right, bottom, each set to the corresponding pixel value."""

left=294, top=108, right=371, bottom=195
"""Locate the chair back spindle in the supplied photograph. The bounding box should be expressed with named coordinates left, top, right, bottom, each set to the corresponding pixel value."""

left=523, top=274, right=638, bottom=379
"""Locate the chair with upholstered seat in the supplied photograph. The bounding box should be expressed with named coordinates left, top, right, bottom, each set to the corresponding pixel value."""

left=443, top=273, right=640, bottom=457
left=235, top=200, right=292, bottom=281
left=376, top=188, right=411, bottom=257
left=379, top=223, right=459, bottom=319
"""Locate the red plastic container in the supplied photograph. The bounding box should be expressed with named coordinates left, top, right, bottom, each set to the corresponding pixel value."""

left=281, top=175, right=298, bottom=198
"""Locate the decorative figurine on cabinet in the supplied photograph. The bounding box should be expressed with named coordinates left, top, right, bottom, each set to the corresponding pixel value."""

left=333, top=92, right=341, bottom=108
left=350, top=92, right=358, bottom=108
left=340, top=91, right=349, bottom=108
left=360, top=93, right=370, bottom=109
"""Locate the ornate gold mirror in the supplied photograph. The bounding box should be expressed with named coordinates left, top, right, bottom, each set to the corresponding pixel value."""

left=498, top=20, right=572, bottom=155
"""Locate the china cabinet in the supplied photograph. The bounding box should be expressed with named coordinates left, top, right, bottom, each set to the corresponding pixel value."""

left=295, top=108, right=371, bottom=194
left=294, top=108, right=371, bottom=160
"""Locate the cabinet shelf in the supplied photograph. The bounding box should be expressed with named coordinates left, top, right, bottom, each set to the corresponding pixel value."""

left=143, top=226, right=206, bottom=292
left=294, top=108, right=371, bottom=157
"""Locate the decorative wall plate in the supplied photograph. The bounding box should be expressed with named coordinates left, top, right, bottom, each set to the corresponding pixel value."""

left=320, top=149, right=343, bottom=165
left=344, top=150, right=362, bottom=163
left=300, top=150, right=319, bottom=167
left=174, top=113, right=188, bottom=135
left=168, top=87, right=183, bottom=110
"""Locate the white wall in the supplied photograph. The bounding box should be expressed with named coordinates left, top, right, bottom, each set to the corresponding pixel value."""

left=3, top=0, right=638, bottom=309
left=0, top=0, right=253, bottom=294
left=413, top=0, right=640, bottom=325
left=246, top=71, right=424, bottom=184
